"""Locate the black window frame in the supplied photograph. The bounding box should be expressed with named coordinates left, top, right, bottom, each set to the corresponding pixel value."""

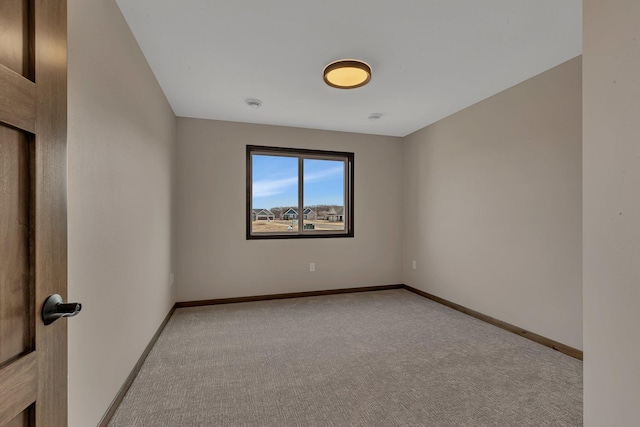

left=246, top=145, right=354, bottom=240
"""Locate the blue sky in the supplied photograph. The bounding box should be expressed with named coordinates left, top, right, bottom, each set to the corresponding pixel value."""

left=252, top=155, right=344, bottom=209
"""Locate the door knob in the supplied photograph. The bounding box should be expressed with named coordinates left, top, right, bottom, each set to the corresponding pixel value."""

left=42, top=294, right=82, bottom=325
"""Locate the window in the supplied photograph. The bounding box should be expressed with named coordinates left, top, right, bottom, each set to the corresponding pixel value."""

left=247, top=145, right=354, bottom=239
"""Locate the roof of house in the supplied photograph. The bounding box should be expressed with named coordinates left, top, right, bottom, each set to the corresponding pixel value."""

left=253, top=209, right=274, bottom=216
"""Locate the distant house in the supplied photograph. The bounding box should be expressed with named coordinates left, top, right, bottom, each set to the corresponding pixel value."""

left=326, top=207, right=337, bottom=222
left=252, top=209, right=275, bottom=221
left=281, top=207, right=298, bottom=220
left=326, top=207, right=344, bottom=222
left=303, top=208, right=316, bottom=220
left=270, top=207, right=284, bottom=219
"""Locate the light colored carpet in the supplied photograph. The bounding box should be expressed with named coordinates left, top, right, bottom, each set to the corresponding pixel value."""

left=108, top=289, right=583, bottom=426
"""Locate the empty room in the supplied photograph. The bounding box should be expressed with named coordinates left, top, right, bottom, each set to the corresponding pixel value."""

left=1, top=0, right=638, bottom=426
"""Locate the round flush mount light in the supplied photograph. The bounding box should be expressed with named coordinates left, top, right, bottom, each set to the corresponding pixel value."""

left=323, top=59, right=371, bottom=89
left=368, top=113, right=383, bottom=121
left=245, top=98, right=263, bottom=109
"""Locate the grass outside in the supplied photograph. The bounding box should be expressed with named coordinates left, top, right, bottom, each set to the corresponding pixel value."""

left=251, top=219, right=345, bottom=232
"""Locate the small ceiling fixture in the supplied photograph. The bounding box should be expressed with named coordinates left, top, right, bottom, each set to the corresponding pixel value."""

left=323, top=59, right=371, bottom=89
left=368, top=113, right=383, bottom=121
left=245, top=98, right=262, bottom=109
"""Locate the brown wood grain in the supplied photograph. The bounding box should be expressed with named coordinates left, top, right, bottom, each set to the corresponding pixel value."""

left=0, top=65, right=36, bottom=133
left=4, top=409, right=31, bottom=427
left=0, top=125, right=32, bottom=368
left=0, top=352, right=36, bottom=426
left=0, top=0, right=31, bottom=78
left=1, top=0, right=67, bottom=425
left=402, top=285, right=583, bottom=360
left=33, top=0, right=68, bottom=425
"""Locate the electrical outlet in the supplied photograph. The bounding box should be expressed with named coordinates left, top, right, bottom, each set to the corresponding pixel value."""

left=412, top=260, right=417, bottom=270
left=310, top=263, right=315, bottom=272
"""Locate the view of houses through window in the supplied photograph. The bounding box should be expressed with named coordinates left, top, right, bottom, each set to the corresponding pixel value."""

left=251, top=205, right=346, bottom=231
left=247, top=146, right=354, bottom=238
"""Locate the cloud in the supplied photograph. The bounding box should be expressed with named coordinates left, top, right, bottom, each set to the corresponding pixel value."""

left=253, top=165, right=343, bottom=198
left=253, top=175, right=298, bottom=198
left=304, top=165, right=343, bottom=182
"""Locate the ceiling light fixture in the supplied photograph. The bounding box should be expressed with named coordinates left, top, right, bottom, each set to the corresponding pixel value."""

left=245, top=98, right=262, bottom=109
left=323, top=59, right=371, bottom=89
left=368, top=113, right=383, bottom=121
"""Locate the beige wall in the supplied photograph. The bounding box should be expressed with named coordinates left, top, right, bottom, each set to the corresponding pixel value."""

left=583, top=1, right=640, bottom=424
left=402, top=57, right=583, bottom=349
left=67, top=1, right=176, bottom=426
left=64, top=2, right=588, bottom=423
left=174, top=118, right=403, bottom=301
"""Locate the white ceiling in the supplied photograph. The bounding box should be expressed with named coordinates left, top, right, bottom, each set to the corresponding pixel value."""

left=115, top=0, right=582, bottom=137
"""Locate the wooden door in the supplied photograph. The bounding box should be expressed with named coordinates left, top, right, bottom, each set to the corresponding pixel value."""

left=0, top=0, right=68, bottom=426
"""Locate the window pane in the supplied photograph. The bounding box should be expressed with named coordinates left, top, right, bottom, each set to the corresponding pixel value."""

left=303, top=158, right=345, bottom=232
left=251, top=154, right=298, bottom=234
left=247, top=145, right=353, bottom=239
